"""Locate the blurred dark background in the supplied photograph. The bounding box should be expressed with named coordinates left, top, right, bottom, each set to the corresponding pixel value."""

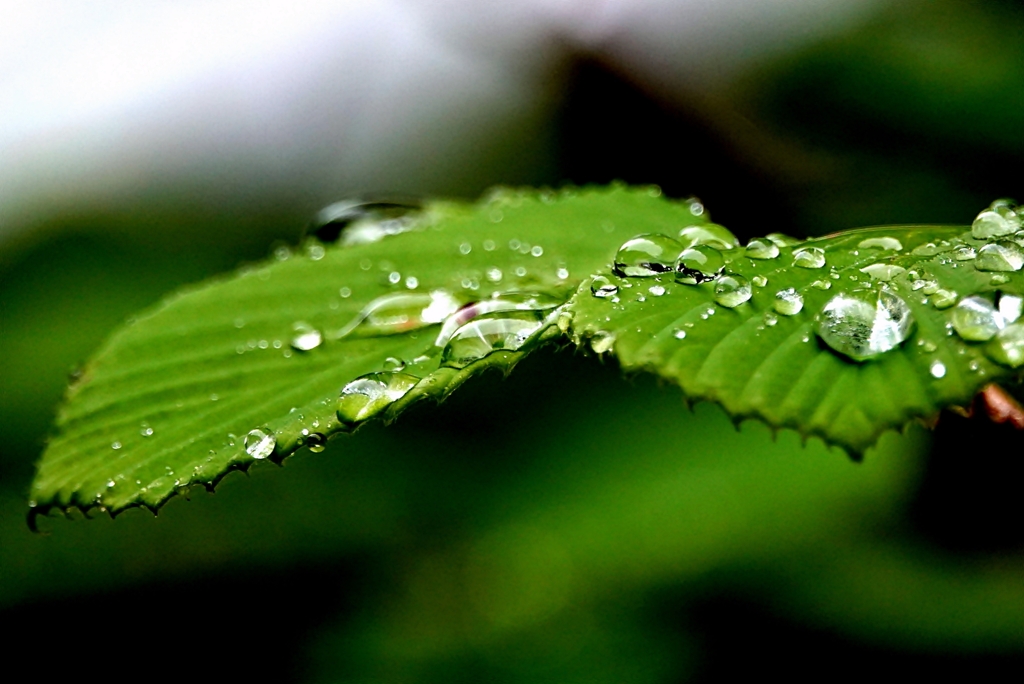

left=2, top=1, right=1022, bottom=681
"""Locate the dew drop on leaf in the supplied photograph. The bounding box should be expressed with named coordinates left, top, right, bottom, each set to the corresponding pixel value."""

left=591, top=276, right=618, bottom=298
left=311, top=197, right=422, bottom=244
left=244, top=428, right=276, bottom=460
left=974, top=242, right=1024, bottom=272
left=337, top=372, right=420, bottom=426
left=306, top=433, right=327, bottom=453
left=773, top=288, right=804, bottom=315
left=744, top=238, right=780, bottom=260
left=613, top=234, right=683, bottom=277
left=815, top=289, right=915, bottom=361
left=931, top=289, right=958, bottom=309
left=972, top=209, right=1019, bottom=239
left=433, top=292, right=561, bottom=347
left=290, top=322, right=323, bottom=351
left=858, top=237, right=903, bottom=251
left=929, top=360, right=947, bottom=378
left=713, top=274, right=752, bottom=308
left=951, top=295, right=1004, bottom=341
left=793, top=247, right=826, bottom=269
left=985, top=323, right=1024, bottom=368
left=589, top=330, right=616, bottom=354
left=952, top=245, right=977, bottom=261
left=674, top=245, right=724, bottom=284
left=678, top=224, right=739, bottom=251
left=751, top=275, right=768, bottom=287
left=336, top=290, right=460, bottom=338
left=860, top=264, right=907, bottom=281
left=440, top=311, right=545, bottom=368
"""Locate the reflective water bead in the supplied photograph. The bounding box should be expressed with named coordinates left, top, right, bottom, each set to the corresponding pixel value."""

left=312, top=198, right=421, bottom=244
left=952, top=245, right=976, bottom=261
left=858, top=237, right=903, bottom=251
left=859, top=264, right=907, bottom=281
left=744, top=238, right=780, bottom=259
left=433, top=292, right=561, bottom=347
left=591, top=276, right=619, bottom=298
left=673, top=329, right=687, bottom=340
left=290, top=322, right=323, bottom=351
left=337, top=372, right=420, bottom=425
left=713, top=274, right=752, bottom=308
left=244, top=428, right=276, bottom=460
left=929, top=360, right=947, bottom=378
left=766, top=233, right=800, bottom=247
left=678, top=224, right=739, bottom=251
left=674, top=245, right=724, bottom=284
left=306, top=433, right=327, bottom=453
left=951, top=295, right=1004, bottom=341
left=589, top=331, right=616, bottom=354
left=815, top=289, right=915, bottom=361
left=336, top=290, right=460, bottom=338
left=613, top=234, right=683, bottom=277
left=911, top=242, right=943, bottom=256
left=752, top=275, right=768, bottom=287
left=999, top=294, right=1023, bottom=323
left=931, top=289, right=958, bottom=309
left=793, top=247, right=826, bottom=269
left=974, top=241, right=1024, bottom=272
left=774, top=288, right=804, bottom=315
left=972, top=209, right=1018, bottom=239
left=649, top=285, right=666, bottom=296
left=811, top=279, right=832, bottom=290
left=440, top=311, right=546, bottom=368
left=985, top=323, right=1024, bottom=367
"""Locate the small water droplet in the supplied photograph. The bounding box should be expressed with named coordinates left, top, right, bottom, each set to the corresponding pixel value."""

left=613, top=234, right=683, bottom=277
left=930, top=360, right=947, bottom=378
left=774, top=288, right=804, bottom=315
left=140, top=422, right=154, bottom=437
left=673, top=329, right=687, bottom=340
left=244, top=428, right=276, bottom=460
left=111, top=441, right=122, bottom=450
left=589, top=331, right=616, bottom=354
left=858, top=237, right=903, bottom=251
left=274, top=245, right=292, bottom=261
left=763, top=311, right=778, bottom=326
left=744, top=238, right=780, bottom=259
left=591, top=276, right=619, bottom=298
left=793, top=247, right=826, bottom=269
left=815, top=289, right=915, bottom=361
left=339, top=287, right=352, bottom=298
left=713, top=274, right=752, bottom=308
left=953, top=245, right=977, bottom=261
left=975, top=241, right=1024, bottom=272
left=556, top=267, right=570, bottom=279
left=751, top=275, right=768, bottom=288
left=686, top=198, right=705, bottom=216
left=972, top=209, right=1019, bottom=239
left=405, top=276, right=419, bottom=290
left=985, top=323, right=1024, bottom=367
left=911, top=242, right=943, bottom=256
left=388, top=271, right=402, bottom=285
left=382, top=356, right=406, bottom=371
left=440, top=312, right=546, bottom=368
left=649, top=284, right=666, bottom=297
left=531, top=245, right=544, bottom=257
left=483, top=239, right=496, bottom=251
left=459, top=242, right=472, bottom=255
left=931, top=289, right=958, bottom=309
left=678, top=224, right=739, bottom=251
left=951, top=295, right=1004, bottom=341
left=675, top=245, right=724, bottom=284
left=811, top=279, right=832, bottom=290
left=859, top=263, right=907, bottom=281
left=306, top=433, right=327, bottom=453
left=337, top=372, right=420, bottom=426
left=918, top=339, right=937, bottom=352
left=290, top=322, right=323, bottom=351
left=991, top=274, right=1011, bottom=285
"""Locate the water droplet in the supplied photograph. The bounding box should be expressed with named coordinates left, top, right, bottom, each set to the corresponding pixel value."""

left=244, top=428, right=276, bottom=460
left=985, top=323, right=1024, bottom=367
left=107, top=479, right=116, bottom=488
left=713, top=274, right=752, bottom=308
left=911, top=242, right=944, bottom=256
left=918, top=339, right=937, bottom=352
left=140, top=422, right=154, bottom=437
left=339, top=287, right=352, bottom=298
left=858, top=237, right=903, bottom=251
left=815, top=289, right=915, bottom=361
left=974, top=241, right=1024, bottom=272
left=405, top=276, right=419, bottom=290
left=678, top=224, right=739, bottom=251
left=336, top=290, right=460, bottom=338
left=744, top=238, right=780, bottom=260
left=991, top=274, right=1011, bottom=285
left=273, top=245, right=292, bottom=261
left=111, top=441, right=122, bottom=450
left=811, top=279, right=832, bottom=290
left=859, top=263, right=907, bottom=281
left=337, top=372, right=420, bottom=425
left=952, top=245, right=977, bottom=261
left=951, top=295, right=1004, bottom=341
left=972, top=209, right=1019, bottom=239
left=306, top=433, right=327, bottom=453
left=382, top=356, right=406, bottom=371
left=930, top=360, right=947, bottom=378
left=673, top=329, right=687, bottom=340
left=774, top=288, right=804, bottom=315
left=388, top=271, right=402, bottom=285
left=675, top=245, right=724, bottom=284
left=440, top=312, right=546, bottom=368
left=793, top=247, right=826, bottom=269
left=312, top=198, right=422, bottom=244
left=1000, top=294, right=1023, bottom=323
left=590, top=331, right=616, bottom=354
left=591, top=276, right=618, bottom=298
left=649, top=285, right=666, bottom=297
left=531, top=245, right=544, bottom=257
left=434, top=292, right=561, bottom=347
left=459, top=242, right=472, bottom=255
left=931, top=289, right=958, bottom=309
left=290, top=322, right=323, bottom=351
left=685, top=197, right=704, bottom=216
left=613, top=234, right=683, bottom=276
left=766, top=233, right=800, bottom=247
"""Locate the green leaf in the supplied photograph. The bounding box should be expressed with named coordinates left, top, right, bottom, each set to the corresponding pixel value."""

left=565, top=219, right=1024, bottom=454
left=31, top=185, right=703, bottom=517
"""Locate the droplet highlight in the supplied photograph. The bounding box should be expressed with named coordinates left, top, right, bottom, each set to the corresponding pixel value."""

left=613, top=234, right=683, bottom=277
left=815, top=289, right=915, bottom=361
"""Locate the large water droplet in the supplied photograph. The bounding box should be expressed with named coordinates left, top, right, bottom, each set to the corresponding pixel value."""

left=931, top=289, right=958, bottom=309
left=433, top=292, right=561, bottom=348
left=678, top=224, right=739, bottom=251
left=311, top=197, right=421, bottom=244
left=440, top=311, right=546, bottom=368
left=774, top=288, right=804, bottom=315
left=306, top=433, right=327, bottom=453
left=337, top=372, right=420, bottom=425
left=815, top=289, right=915, bottom=361
left=858, top=237, right=903, bottom=251
left=911, top=242, right=945, bottom=256
left=999, top=294, right=1023, bottom=323
left=974, top=241, right=1024, bottom=272
left=244, top=428, right=276, bottom=460
left=713, top=274, right=752, bottom=308
left=675, top=245, right=724, bottom=284
left=744, top=238, right=780, bottom=260
left=793, top=247, right=826, bottom=269
left=336, top=290, right=460, bottom=339
left=985, top=323, right=1024, bottom=367
left=859, top=264, right=907, bottom=281
left=953, top=245, right=977, bottom=261
left=613, top=234, right=683, bottom=277
left=951, top=295, right=1005, bottom=341
left=591, top=276, right=618, bottom=298
left=290, top=322, right=323, bottom=351
left=766, top=233, right=800, bottom=247
left=972, top=209, right=1019, bottom=239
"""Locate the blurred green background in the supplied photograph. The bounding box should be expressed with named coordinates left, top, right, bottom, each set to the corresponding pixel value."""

left=2, top=1, right=1023, bottom=680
